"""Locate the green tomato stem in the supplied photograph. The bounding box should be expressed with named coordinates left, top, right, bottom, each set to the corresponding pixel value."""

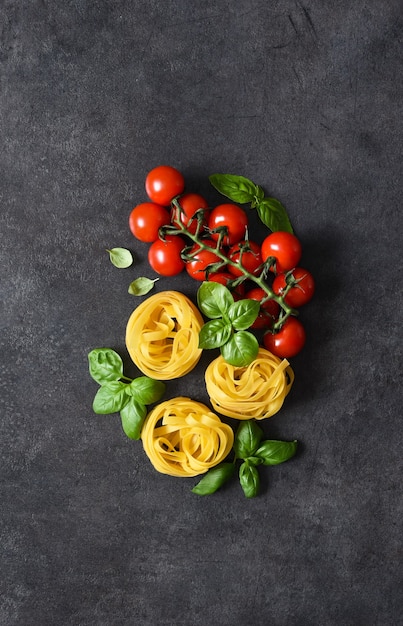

left=165, top=202, right=297, bottom=326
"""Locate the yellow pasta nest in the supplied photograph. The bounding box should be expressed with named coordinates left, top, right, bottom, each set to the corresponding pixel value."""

left=125, top=291, right=204, bottom=380
left=141, top=397, right=234, bottom=477
left=205, top=347, right=294, bottom=420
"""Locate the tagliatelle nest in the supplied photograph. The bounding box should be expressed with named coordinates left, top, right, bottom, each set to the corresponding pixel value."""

left=204, top=347, right=294, bottom=420
left=125, top=291, right=204, bottom=380
left=141, top=397, right=234, bottom=477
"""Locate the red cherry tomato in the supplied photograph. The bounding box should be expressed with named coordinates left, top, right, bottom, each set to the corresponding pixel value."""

left=272, top=267, right=315, bottom=307
left=171, top=193, right=209, bottom=234
left=245, top=287, right=280, bottom=329
left=145, top=166, right=185, bottom=206
left=186, top=243, right=223, bottom=281
left=148, top=235, right=186, bottom=276
left=261, top=231, right=302, bottom=274
left=263, top=317, right=306, bottom=358
left=208, top=204, right=248, bottom=246
left=208, top=272, right=246, bottom=299
left=129, top=202, right=171, bottom=242
left=228, top=240, right=263, bottom=277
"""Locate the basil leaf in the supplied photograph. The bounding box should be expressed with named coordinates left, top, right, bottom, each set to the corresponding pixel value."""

left=191, top=463, right=235, bottom=495
left=220, top=331, right=259, bottom=367
left=199, top=319, right=232, bottom=349
left=227, top=299, right=260, bottom=331
left=88, top=348, right=124, bottom=384
left=245, top=456, right=264, bottom=466
left=256, top=198, right=293, bottom=233
left=255, top=440, right=298, bottom=465
left=120, top=398, right=147, bottom=440
left=239, top=461, right=260, bottom=498
left=128, top=277, right=158, bottom=295
left=107, top=247, right=133, bottom=268
left=209, top=174, right=258, bottom=204
left=129, top=377, right=165, bottom=405
left=250, top=185, right=265, bottom=207
left=233, top=420, right=263, bottom=459
left=197, top=281, right=234, bottom=319
left=92, top=381, right=130, bottom=414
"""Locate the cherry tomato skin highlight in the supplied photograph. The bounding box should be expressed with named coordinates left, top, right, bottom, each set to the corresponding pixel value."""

left=147, top=235, right=186, bottom=276
left=228, top=240, right=263, bottom=277
left=129, top=202, right=171, bottom=242
left=186, top=248, right=223, bottom=281
left=263, top=317, right=306, bottom=358
left=273, top=267, right=315, bottom=308
left=245, top=287, right=280, bottom=329
left=145, top=166, right=185, bottom=206
left=208, top=204, right=248, bottom=246
left=171, top=193, right=209, bottom=234
left=261, top=231, right=302, bottom=274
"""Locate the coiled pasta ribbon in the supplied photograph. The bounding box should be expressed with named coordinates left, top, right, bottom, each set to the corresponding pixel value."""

left=141, top=397, right=234, bottom=477
left=125, top=291, right=204, bottom=380
left=205, top=347, right=294, bottom=420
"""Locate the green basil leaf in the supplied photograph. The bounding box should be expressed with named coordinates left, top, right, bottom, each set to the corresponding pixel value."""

left=255, top=440, right=298, bottom=465
left=250, top=185, right=265, bottom=207
left=191, top=463, right=235, bottom=495
left=199, top=319, right=232, bottom=349
left=227, top=299, right=260, bottom=331
left=245, top=456, right=264, bottom=466
left=120, top=398, right=147, bottom=440
left=239, top=461, right=260, bottom=498
left=88, top=348, right=124, bottom=384
left=107, top=247, right=134, bottom=268
left=220, top=331, right=259, bottom=367
left=197, top=281, right=234, bottom=319
left=256, top=198, right=293, bottom=233
left=129, top=377, right=165, bottom=405
left=92, top=381, right=130, bottom=414
left=209, top=174, right=258, bottom=204
left=128, top=277, right=159, bottom=295
left=233, top=420, right=263, bottom=459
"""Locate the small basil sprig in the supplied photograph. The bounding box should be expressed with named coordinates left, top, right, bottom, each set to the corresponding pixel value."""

left=209, top=173, right=293, bottom=233
left=192, top=419, right=298, bottom=498
left=197, top=281, right=260, bottom=367
left=107, top=247, right=133, bottom=268
left=128, top=277, right=159, bottom=296
left=88, top=348, right=165, bottom=440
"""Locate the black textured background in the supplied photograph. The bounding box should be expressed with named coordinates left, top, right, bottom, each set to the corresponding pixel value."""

left=1, top=2, right=402, bottom=625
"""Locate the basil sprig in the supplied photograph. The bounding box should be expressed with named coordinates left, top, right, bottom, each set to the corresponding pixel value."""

left=209, top=173, right=293, bottom=233
left=88, top=348, right=165, bottom=440
left=197, top=281, right=260, bottom=367
left=192, top=419, right=298, bottom=498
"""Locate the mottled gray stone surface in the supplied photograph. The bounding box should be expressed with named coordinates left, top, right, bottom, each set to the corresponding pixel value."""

left=1, top=1, right=402, bottom=625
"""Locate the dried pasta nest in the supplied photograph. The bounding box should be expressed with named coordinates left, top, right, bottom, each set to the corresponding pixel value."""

left=141, top=397, right=234, bottom=477
left=205, top=347, right=294, bottom=420
left=125, top=291, right=204, bottom=380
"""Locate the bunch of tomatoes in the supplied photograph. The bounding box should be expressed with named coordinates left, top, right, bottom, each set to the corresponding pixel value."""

left=128, top=165, right=315, bottom=359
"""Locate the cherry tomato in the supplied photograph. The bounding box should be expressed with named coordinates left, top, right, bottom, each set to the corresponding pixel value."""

left=129, top=202, right=171, bottom=242
left=186, top=244, right=223, bottom=281
left=208, top=204, right=248, bottom=246
left=148, top=235, right=186, bottom=276
left=208, top=272, right=246, bottom=299
left=263, top=317, right=306, bottom=358
left=228, top=240, right=263, bottom=277
left=145, top=166, right=185, bottom=206
left=245, top=287, right=280, bottom=329
left=261, top=231, right=302, bottom=274
left=171, top=193, right=209, bottom=234
left=272, top=267, right=315, bottom=308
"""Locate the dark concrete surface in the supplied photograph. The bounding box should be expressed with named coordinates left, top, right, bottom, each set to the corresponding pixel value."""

left=1, top=1, right=402, bottom=625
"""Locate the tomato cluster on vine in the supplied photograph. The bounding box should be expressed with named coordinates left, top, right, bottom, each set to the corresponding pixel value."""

left=128, top=165, right=315, bottom=359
